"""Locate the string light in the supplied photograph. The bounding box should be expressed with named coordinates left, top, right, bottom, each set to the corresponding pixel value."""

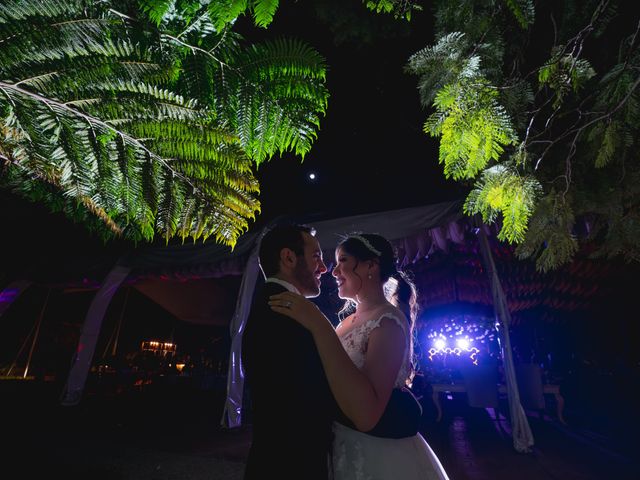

left=424, top=314, right=498, bottom=365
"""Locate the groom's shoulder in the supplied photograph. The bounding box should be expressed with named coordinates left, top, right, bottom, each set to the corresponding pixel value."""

left=248, top=282, right=287, bottom=318
left=255, top=281, right=286, bottom=298
left=254, top=282, right=286, bottom=302
left=263, top=281, right=287, bottom=293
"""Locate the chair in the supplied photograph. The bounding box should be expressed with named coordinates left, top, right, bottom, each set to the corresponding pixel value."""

left=515, top=363, right=546, bottom=413
left=461, top=362, right=500, bottom=419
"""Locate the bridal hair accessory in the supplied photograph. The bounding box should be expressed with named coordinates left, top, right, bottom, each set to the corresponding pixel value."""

left=350, top=235, right=382, bottom=256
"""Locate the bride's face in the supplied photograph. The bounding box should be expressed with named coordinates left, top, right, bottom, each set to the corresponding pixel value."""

left=332, top=246, right=364, bottom=300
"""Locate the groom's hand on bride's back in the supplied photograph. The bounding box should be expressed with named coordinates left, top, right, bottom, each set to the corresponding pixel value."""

left=366, top=387, right=422, bottom=438
left=335, top=387, right=422, bottom=439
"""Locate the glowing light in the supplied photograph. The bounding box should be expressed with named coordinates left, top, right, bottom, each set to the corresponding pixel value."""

left=308, top=172, right=316, bottom=180
left=423, top=314, right=498, bottom=365
left=0, top=288, right=19, bottom=303
left=141, top=340, right=177, bottom=356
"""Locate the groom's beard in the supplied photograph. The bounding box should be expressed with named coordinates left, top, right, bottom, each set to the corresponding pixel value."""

left=293, top=260, right=321, bottom=298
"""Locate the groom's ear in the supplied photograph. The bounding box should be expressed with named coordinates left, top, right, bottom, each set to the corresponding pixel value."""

left=280, top=247, right=296, bottom=269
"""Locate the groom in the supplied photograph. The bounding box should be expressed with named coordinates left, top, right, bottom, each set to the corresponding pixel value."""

left=241, top=224, right=421, bottom=480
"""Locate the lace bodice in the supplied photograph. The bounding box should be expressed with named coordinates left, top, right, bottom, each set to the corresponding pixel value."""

left=338, top=313, right=412, bottom=388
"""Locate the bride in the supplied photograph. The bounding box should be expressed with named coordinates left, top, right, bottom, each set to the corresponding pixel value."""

left=270, top=233, right=450, bottom=479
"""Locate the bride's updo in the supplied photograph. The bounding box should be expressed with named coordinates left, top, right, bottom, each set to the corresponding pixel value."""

left=337, top=233, right=417, bottom=326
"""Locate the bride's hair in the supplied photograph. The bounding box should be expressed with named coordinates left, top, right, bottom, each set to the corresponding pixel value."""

left=336, top=233, right=417, bottom=320
left=336, top=233, right=418, bottom=385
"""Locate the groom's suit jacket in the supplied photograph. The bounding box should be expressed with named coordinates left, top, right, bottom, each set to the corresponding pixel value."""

left=242, top=282, right=336, bottom=480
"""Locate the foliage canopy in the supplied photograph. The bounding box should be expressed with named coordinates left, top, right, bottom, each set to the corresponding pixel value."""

left=406, top=0, right=640, bottom=271
left=0, top=0, right=328, bottom=247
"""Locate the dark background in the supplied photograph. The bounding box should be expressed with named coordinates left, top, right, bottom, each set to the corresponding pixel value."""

left=244, top=1, right=468, bottom=223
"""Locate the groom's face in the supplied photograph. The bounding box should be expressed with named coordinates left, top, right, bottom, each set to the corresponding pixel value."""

left=293, top=232, right=327, bottom=298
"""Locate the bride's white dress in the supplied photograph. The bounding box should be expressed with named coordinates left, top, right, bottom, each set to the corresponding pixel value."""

left=331, top=313, right=450, bottom=480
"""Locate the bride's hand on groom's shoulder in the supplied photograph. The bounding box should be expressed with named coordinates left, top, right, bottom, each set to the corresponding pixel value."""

left=269, top=292, right=326, bottom=332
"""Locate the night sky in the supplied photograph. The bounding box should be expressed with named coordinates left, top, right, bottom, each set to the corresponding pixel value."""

left=243, top=1, right=468, bottom=224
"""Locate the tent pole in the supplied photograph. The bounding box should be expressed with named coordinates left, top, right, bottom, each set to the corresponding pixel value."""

left=111, top=287, right=130, bottom=357
left=7, top=323, right=36, bottom=376
left=23, top=287, right=51, bottom=378
left=102, top=287, right=130, bottom=359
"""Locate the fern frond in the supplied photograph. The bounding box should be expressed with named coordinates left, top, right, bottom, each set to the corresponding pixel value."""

left=250, top=0, right=279, bottom=28
left=514, top=192, right=579, bottom=272
left=503, top=0, right=535, bottom=29
left=428, top=79, right=517, bottom=180
left=406, top=32, right=473, bottom=106
left=0, top=0, right=86, bottom=24
left=195, top=0, right=281, bottom=32
left=138, top=0, right=175, bottom=27
left=593, top=120, right=619, bottom=168
left=464, top=163, right=542, bottom=243
left=499, top=79, right=534, bottom=131
left=0, top=0, right=327, bottom=247
left=220, top=37, right=328, bottom=162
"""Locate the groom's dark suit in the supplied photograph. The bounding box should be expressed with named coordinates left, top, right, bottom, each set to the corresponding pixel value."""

left=242, top=281, right=335, bottom=479
left=242, top=281, right=422, bottom=479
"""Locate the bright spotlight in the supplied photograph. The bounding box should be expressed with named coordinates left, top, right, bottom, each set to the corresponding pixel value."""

left=457, top=338, right=470, bottom=350
left=434, top=339, right=446, bottom=350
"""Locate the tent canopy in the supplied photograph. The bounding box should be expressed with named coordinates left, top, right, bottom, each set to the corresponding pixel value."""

left=2, top=198, right=621, bottom=327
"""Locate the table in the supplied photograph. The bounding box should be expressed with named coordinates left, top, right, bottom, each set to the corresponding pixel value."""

left=430, top=383, right=566, bottom=424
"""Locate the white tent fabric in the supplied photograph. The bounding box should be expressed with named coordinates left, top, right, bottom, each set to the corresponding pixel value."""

left=221, top=233, right=265, bottom=429
left=478, top=225, right=534, bottom=452
left=311, top=199, right=464, bottom=258
left=53, top=237, right=258, bottom=405
left=61, top=264, right=132, bottom=406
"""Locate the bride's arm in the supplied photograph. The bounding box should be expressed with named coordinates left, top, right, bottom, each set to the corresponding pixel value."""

left=270, top=292, right=405, bottom=431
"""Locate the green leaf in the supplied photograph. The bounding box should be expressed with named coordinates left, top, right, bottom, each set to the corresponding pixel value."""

left=0, top=0, right=328, bottom=247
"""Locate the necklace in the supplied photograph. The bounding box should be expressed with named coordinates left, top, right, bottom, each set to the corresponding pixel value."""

left=350, top=302, right=388, bottom=324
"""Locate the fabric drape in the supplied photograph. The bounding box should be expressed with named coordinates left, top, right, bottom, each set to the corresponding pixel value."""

left=61, top=263, right=132, bottom=406
left=477, top=224, right=534, bottom=452
left=221, top=231, right=266, bottom=428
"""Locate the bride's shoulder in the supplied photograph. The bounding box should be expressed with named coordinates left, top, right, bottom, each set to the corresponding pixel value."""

left=371, top=304, right=407, bottom=328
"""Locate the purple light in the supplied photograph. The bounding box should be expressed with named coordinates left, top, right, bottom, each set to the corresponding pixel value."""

left=422, top=314, right=498, bottom=365
left=0, top=288, right=19, bottom=303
